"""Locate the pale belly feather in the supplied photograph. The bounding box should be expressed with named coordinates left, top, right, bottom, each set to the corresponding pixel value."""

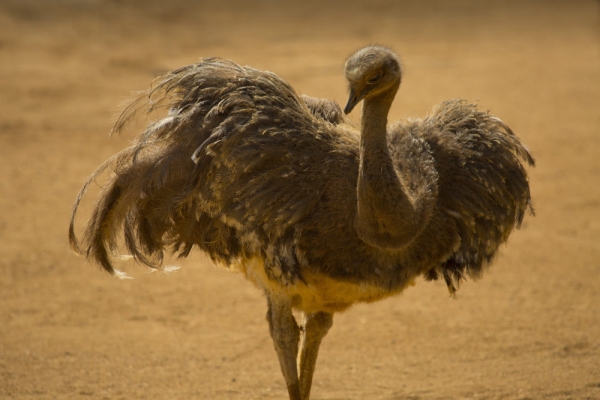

left=229, top=256, right=413, bottom=314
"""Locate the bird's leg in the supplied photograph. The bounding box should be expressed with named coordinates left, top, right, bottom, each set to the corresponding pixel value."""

left=266, top=294, right=301, bottom=400
left=297, top=311, right=333, bottom=400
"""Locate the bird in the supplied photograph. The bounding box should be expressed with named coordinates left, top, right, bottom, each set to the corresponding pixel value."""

left=69, top=45, right=534, bottom=400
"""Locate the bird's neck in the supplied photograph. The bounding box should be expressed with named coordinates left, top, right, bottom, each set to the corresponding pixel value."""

left=359, top=95, right=393, bottom=150
left=355, top=86, right=430, bottom=249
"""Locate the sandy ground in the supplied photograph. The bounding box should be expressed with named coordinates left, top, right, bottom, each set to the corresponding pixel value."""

left=1, top=0, right=599, bottom=399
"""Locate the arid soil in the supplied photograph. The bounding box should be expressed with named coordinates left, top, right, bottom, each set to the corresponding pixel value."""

left=1, top=1, right=599, bottom=399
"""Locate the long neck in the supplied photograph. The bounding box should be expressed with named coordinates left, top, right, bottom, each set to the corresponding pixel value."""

left=355, top=85, right=430, bottom=249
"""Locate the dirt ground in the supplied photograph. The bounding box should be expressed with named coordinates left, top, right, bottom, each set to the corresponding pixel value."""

left=1, top=0, right=599, bottom=399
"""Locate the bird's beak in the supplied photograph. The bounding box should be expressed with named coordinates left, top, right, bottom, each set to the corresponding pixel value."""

left=344, top=90, right=360, bottom=114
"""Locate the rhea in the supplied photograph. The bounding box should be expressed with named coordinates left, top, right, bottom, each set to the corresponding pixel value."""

left=69, top=46, right=534, bottom=400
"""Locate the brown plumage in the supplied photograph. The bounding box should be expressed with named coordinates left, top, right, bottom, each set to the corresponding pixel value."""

left=69, top=46, right=534, bottom=400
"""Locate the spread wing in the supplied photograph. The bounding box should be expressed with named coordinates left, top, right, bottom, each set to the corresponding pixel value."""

left=395, top=99, right=535, bottom=292
left=69, top=58, right=352, bottom=283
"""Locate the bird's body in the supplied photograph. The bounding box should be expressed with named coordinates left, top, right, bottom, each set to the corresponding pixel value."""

left=70, top=46, right=533, bottom=400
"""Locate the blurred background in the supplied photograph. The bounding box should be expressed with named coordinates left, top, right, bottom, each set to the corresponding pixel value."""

left=0, top=0, right=599, bottom=399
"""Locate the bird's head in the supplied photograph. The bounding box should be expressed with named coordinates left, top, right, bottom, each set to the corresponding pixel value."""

left=343, top=46, right=402, bottom=114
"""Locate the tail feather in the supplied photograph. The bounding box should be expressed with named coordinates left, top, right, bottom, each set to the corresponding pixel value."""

left=78, top=178, right=123, bottom=274
left=68, top=146, right=133, bottom=256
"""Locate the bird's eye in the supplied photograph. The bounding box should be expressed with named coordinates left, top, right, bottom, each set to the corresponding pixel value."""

left=367, top=72, right=382, bottom=84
